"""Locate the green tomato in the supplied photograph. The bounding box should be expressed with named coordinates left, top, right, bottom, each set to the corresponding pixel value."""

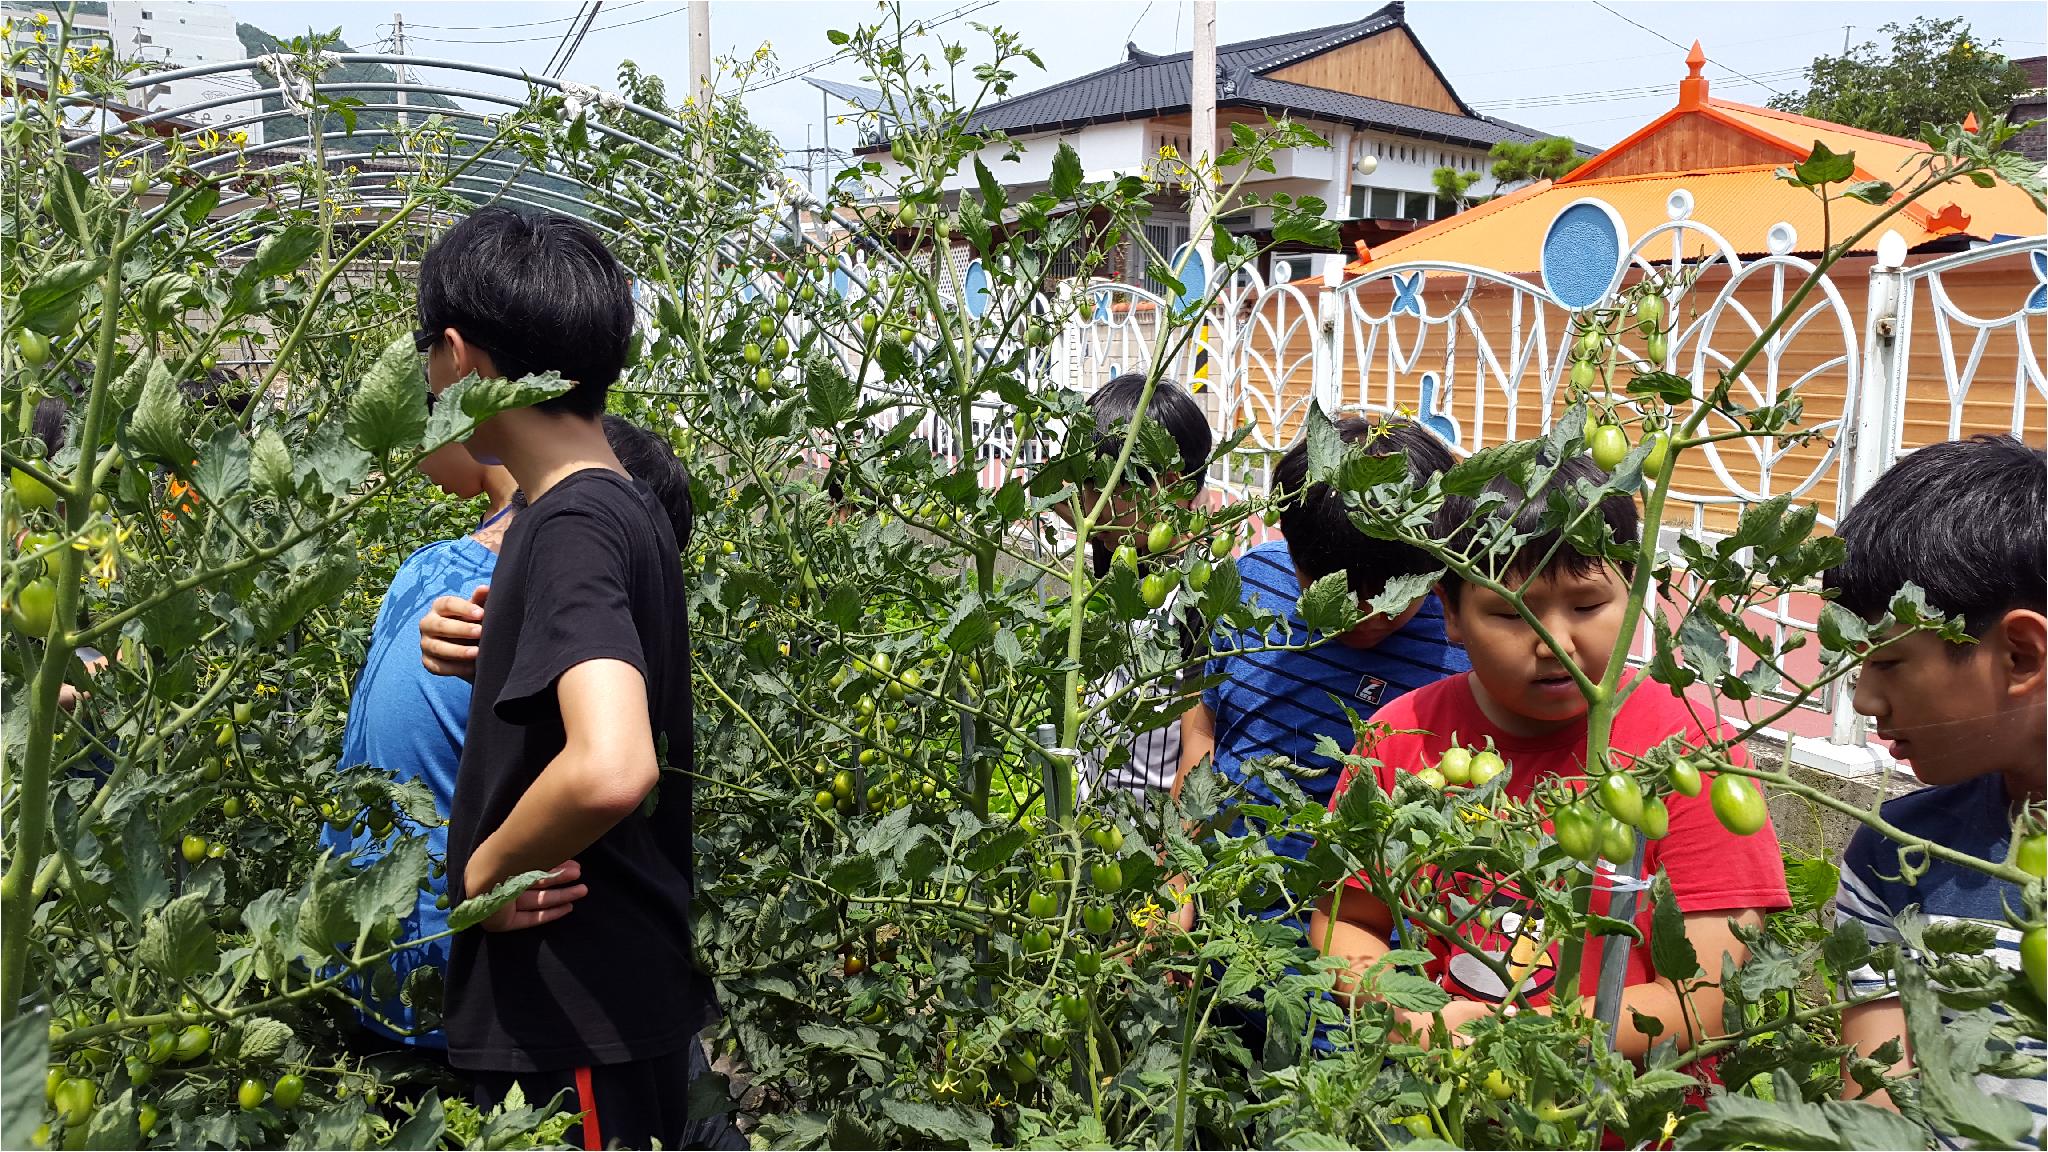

left=1469, top=748, right=1506, bottom=787
left=1639, top=796, right=1670, bottom=840
left=237, top=1077, right=265, bottom=1111
left=859, top=313, right=879, bottom=337
left=1708, top=773, right=1768, bottom=836
left=222, top=796, right=243, bottom=819
left=45, top=1067, right=63, bottom=1104
left=1140, top=573, right=1171, bottom=610
left=11, top=578, right=56, bottom=638
left=1402, top=1114, right=1434, bottom=1138
left=1004, top=1049, right=1039, bottom=1085
left=1600, top=815, right=1637, bottom=865
left=1576, top=326, right=1605, bottom=357
left=755, top=316, right=774, bottom=337
left=1635, top=294, right=1664, bottom=332
left=2023, top=925, right=2047, bottom=1001
left=1417, top=766, right=1447, bottom=790
left=1057, top=995, right=1089, bottom=1025
left=125, top=1056, right=154, bottom=1087
left=1597, top=773, right=1644, bottom=827
left=1668, top=756, right=1702, bottom=797
left=1570, top=358, right=1598, bottom=390
left=17, top=329, right=51, bottom=367
left=1553, top=806, right=1600, bottom=864
left=179, top=835, right=207, bottom=866
left=1021, top=929, right=1053, bottom=954
left=1039, top=1032, right=1067, bottom=1060
left=11, top=467, right=58, bottom=510
left=271, top=1072, right=304, bottom=1110
left=1074, top=948, right=1101, bottom=977
left=1082, top=903, right=1116, bottom=935
left=2012, top=835, right=2046, bottom=880
left=137, top=1103, right=158, bottom=1136
left=1145, top=522, right=1174, bottom=554
left=742, top=342, right=762, bottom=365
left=1644, top=331, right=1670, bottom=363
left=232, top=700, right=254, bottom=725
left=1484, top=1068, right=1513, bottom=1100
left=1112, top=544, right=1139, bottom=572
left=831, top=770, right=855, bottom=801
left=1642, top=431, right=1671, bottom=478
left=754, top=367, right=774, bottom=391
left=144, top=1027, right=175, bottom=1066
left=1027, top=891, right=1059, bottom=919
left=1091, top=860, right=1123, bottom=894
left=1436, top=747, right=1472, bottom=786
left=1186, top=559, right=1211, bottom=591
left=1590, top=424, right=1629, bottom=471
left=54, top=1078, right=95, bottom=1127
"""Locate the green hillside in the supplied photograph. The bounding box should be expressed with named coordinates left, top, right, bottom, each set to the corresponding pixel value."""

left=234, top=22, right=461, bottom=145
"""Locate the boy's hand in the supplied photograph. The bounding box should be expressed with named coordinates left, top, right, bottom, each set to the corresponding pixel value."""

left=420, top=585, right=489, bottom=680
left=470, top=859, right=587, bottom=932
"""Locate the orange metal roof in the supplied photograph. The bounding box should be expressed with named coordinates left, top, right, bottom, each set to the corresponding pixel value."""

left=1363, top=53, right=2045, bottom=276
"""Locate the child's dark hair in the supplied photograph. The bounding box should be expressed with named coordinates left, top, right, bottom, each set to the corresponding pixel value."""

left=417, top=205, right=632, bottom=418
left=1433, top=452, right=1640, bottom=606
left=1824, top=434, right=2045, bottom=643
left=602, top=415, right=693, bottom=549
left=1087, top=373, right=1212, bottom=493
left=1272, top=415, right=1453, bottom=598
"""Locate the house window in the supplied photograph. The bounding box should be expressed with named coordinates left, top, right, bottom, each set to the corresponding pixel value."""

left=1435, top=195, right=1460, bottom=218
left=1135, top=220, right=1192, bottom=297
left=141, top=9, right=152, bottom=18
left=1370, top=188, right=1401, bottom=218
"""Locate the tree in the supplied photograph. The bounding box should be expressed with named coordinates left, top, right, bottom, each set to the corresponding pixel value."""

left=1432, top=164, right=1483, bottom=209
left=1487, top=136, right=1584, bottom=187
left=1768, top=17, right=2031, bottom=140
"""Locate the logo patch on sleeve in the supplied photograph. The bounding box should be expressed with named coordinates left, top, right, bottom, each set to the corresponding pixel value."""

left=1356, top=675, right=1388, bottom=706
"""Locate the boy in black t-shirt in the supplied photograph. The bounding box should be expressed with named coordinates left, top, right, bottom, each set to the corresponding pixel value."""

left=413, top=206, right=731, bottom=1149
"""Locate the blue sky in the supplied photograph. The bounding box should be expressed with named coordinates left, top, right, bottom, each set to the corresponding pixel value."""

left=230, top=0, right=2047, bottom=171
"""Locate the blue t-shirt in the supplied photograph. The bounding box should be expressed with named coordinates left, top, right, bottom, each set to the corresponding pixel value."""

left=1202, top=540, right=1468, bottom=857
left=322, top=536, right=497, bottom=1050
left=1835, top=772, right=2047, bottom=1144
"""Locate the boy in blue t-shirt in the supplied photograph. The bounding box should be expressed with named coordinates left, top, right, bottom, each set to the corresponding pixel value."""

left=1178, top=415, right=1467, bottom=857
left=1825, top=435, right=2046, bottom=1135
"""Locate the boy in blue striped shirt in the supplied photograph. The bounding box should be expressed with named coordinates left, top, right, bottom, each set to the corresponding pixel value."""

left=1178, top=415, right=1467, bottom=858
left=1825, top=435, right=2045, bottom=1138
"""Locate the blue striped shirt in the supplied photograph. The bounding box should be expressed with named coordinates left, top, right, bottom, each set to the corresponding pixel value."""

left=1835, top=771, right=2047, bottom=1146
left=1202, top=541, right=1468, bottom=857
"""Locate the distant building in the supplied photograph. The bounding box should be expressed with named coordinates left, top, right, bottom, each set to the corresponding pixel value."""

left=831, top=2, right=1580, bottom=291
left=107, top=2, right=262, bottom=142
left=2011, top=55, right=2044, bottom=163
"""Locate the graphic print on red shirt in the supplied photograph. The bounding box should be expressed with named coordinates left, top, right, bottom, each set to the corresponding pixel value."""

left=1329, top=673, right=1790, bottom=1006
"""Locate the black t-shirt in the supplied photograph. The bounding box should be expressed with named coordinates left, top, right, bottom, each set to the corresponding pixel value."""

left=444, top=467, right=716, bottom=1072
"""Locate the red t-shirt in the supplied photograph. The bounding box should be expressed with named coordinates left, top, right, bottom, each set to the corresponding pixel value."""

left=1329, top=672, right=1789, bottom=1007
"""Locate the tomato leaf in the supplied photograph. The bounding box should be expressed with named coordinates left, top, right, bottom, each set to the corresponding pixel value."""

left=1367, top=970, right=1450, bottom=1013
left=422, top=370, right=571, bottom=449
left=225, top=1016, right=293, bottom=1064
left=1790, top=141, right=1856, bottom=187
left=0, top=1011, right=49, bottom=1152
left=139, top=892, right=217, bottom=983
left=386, top=1090, right=447, bottom=1150
left=250, top=426, right=293, bottom=499
left=17, top=259, right=98, bottom=334
left=878, top=1097, right=994, bottom=1145
left=189, top=425, right=251, bottom=506
left=125, top=358, right=192, bottom=469
left=246, top=223, right=323, bottom=282
left=346, top=333, right=431, bottom=460
left=1364, top=570, right=1441, bottom=620
left=348, top=835, right=429, bottom=943
left=448, top=869, right=553, bottom=933
left=1048, top=141, right=1083, bottom=199
left=1296, top=571, right=1362, bottom=637
left=1648, top=871, right=1699, bottom=981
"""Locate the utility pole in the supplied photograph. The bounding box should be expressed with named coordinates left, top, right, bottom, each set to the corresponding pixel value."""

left=690, top=1, right=712, bottom=110
left=1842, top=24, right=1853, bottom=53
left=392, top=11, right=408, bottom=130
left=1191, top=0, right=1216, bottom=247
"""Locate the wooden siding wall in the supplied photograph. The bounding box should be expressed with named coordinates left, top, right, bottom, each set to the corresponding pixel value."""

left=1266, top=30, right=1464, bottom=115
left=1213, top=253, right=2046, bottom=534
left=1578, top=114, right=1799, bottom=180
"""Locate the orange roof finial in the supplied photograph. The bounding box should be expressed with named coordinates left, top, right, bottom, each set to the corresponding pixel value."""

left=1345, top=238, right=1374, bottom=276
left=1962, top=110, right=1980, bottom=134
left=1679, top=41, right=1709, bottom=109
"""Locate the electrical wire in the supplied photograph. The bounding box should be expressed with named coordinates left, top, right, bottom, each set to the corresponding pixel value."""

left=1471, top=67, right=1805, bottom=110
left=542, top=2, right=598, bottom=77
left=401, top=3, right=649, bottom=33
left=1588, top=0, right=1789, bottom=97
left=399, top=4, right=686, bottom=47
left=752, top=0, right=996, bottom=92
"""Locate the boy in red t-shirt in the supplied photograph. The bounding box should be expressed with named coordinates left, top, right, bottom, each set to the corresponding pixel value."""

left=1310, top=454, right=1789, bottom=1057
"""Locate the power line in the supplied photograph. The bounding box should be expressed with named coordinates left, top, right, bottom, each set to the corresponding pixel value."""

left=752, top=0, right=996, bottom=92
left=1471, top=67, right=1805, bottom=110
left=399, top=4, right=686, bottom=47
left=401, top=3, right=649, bottom=33
left=543, top=1, right=603, bottom=78
left=1589, top=0, right=1789, bottom=97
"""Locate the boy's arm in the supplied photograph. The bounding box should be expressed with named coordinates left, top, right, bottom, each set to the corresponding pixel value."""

left=1605, top=907, right=1763, bottom=1058
left=1309, top=885, right=1397, bottom=1008
left=462, top=658, right=661, bottom=929
left=1174, top=700, right=1215, bottom=801
left=1839, top=998, right=1908, bottom=1107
